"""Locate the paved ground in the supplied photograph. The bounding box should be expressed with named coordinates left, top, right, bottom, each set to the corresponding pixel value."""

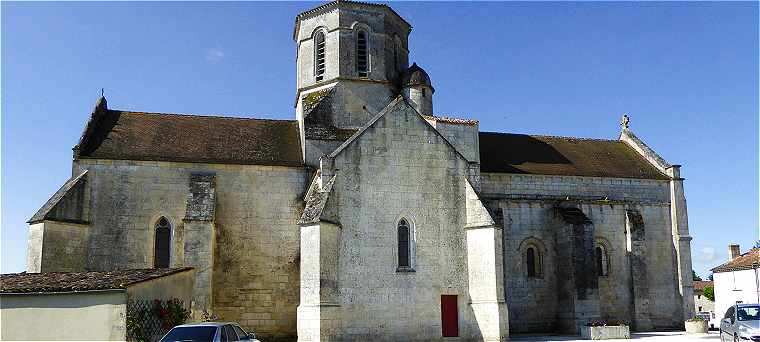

left=511, top=331, right=721, bottom=341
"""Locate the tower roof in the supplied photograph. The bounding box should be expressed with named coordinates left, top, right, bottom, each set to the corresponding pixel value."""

left=402, top=63, right=433, bottom=89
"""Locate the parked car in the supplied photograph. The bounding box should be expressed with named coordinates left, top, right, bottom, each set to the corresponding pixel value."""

left=159, top=322, right=260, bottom=342
left=720, top=303, right=760, bottom=342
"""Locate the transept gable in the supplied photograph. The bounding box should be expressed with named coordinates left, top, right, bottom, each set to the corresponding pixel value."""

left=327, top=95, right=470, bottom=164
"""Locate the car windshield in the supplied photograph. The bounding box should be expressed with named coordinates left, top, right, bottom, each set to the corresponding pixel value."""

left=738, top=306, right=760, bottom=321
left=160, top=326, right=217, bottom=342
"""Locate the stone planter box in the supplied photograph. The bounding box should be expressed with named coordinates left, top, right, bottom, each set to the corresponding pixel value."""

left=685, top=320, right=708, bottom=334
left=580, top=325, right=630, bottom=340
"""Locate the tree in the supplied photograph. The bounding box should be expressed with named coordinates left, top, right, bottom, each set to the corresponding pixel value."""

left=703, top=286, right=715, bottom=302
left=753, top=240, right=760, bottom=249
left=692, top=270, right=702, bottom=281
left=708, top=273, right=714, bottom=281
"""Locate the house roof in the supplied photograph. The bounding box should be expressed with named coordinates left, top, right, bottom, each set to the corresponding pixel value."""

left=0, top=268, right=194, bottom=294
left=75, top=109, right=303, bottom=167
left=478, top=132, right=670, bottom=180
left=712, top=248, right=760, bottom=273
left=693, top=280, right=713, bottom=292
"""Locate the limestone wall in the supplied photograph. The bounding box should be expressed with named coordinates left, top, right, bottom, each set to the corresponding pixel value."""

left=72, top=159, right=308, bottom=340
left=127, top=269, right=195, bottom=304
left=481, top=173, right=670, bottom=203
left=27, top=221, right=89, bottom=273
left=426, top=120, right=479, bottom=163
left=484, top=173, right=684, bottom=332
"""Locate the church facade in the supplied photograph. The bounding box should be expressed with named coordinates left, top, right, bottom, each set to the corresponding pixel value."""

left=26, top=1, right=695, bottom=341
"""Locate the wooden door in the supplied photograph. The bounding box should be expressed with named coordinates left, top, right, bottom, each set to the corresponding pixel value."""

left=441, top=295, right=459, bottom=337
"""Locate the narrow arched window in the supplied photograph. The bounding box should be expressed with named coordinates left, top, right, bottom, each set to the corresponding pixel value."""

left=314, top=31, right=326, bottom=82
left=527, top=247, right=537, bottom=277
left=397, top=219, right=411, bottom=269
left=596, top=245, right=609, bottom=276
left=154, top=217, right=171, bottom=268
left=356, top=30, right=368, bottom=77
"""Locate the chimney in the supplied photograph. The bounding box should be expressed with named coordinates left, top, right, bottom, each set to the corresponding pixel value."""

left=729, top=244, right=741, bottom=260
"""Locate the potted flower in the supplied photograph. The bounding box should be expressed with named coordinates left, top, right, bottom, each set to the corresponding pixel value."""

left=685, top=315, right=709, bottom=334
left=581, top=320, right=630, bottom=340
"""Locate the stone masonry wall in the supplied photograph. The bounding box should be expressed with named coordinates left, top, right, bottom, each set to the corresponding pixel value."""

left=72, top=159, right=308, bottom=340
left=483, top=173, right=684, bottom=332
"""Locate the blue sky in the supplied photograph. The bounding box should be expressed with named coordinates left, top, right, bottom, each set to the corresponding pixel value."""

left=2, top=1, right=757, bottom=277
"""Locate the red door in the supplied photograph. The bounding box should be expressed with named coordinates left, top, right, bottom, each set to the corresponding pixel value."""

left=441, top=295, right=459, bottom=337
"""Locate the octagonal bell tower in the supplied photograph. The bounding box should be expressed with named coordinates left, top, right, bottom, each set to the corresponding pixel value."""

left=294, top=1, right=412, bottom=132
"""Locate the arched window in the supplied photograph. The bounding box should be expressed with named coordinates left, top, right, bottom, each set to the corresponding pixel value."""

left=356, top=30, right=368, bottom=77
left=596, top=245, right=609, bottom=276
left=314, top=31, right=326, bottom=82
left=154, top=217, right=171, bottom=268
left=397, top=218, right=412, bottom=269
left=526, top=247, right=538, bottom=277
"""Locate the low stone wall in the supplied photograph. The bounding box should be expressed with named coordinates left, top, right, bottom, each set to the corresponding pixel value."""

left=580, top=325, right=630, bottom=340
left=684, top=320, right=708, bottom=334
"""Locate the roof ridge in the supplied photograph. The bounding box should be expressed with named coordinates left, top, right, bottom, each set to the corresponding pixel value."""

left=116, top=110, right=297, bottom=123
left=422, top=114, right=478, bottom=125
left=480, top=131, right=619, bottom=142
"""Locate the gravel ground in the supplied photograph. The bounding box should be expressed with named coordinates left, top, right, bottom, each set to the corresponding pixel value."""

left=511, top=331, right=721, bottom=341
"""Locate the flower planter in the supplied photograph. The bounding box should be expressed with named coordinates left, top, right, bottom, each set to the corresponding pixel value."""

left=580, top=325, right=630, bottom=340
left=685, top=320, right=708, bottom=334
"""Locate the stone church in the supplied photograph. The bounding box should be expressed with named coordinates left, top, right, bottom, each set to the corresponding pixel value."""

left=26, top=1, right=695, bottom=340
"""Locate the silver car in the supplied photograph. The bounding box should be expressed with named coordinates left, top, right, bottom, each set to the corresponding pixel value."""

left=159, top=322, right=261, bottom=342
left=720, top=303, right=760, bottom=342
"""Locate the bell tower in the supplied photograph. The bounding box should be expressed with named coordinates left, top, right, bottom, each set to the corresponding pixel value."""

left=293, top=1, right=412, bottom=132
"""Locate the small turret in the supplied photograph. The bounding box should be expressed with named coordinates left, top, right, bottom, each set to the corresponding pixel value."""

left=401, top=63, right=434, bottom=115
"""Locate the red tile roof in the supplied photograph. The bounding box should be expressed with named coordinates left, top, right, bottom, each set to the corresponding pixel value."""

left=712, top=248, right=760, bottom=273
left=479, top=132, right=670, bottom=180
left=693, top=280, right=713, bottom=291
left=75, top=109, right=303, bottom=167
left=0, top=268, right=194, bottom=293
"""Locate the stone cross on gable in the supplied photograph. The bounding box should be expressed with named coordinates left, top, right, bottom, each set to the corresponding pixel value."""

left=620, top=114, right=630, bottom=129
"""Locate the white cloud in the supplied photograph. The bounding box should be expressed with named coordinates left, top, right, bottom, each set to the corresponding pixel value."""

left=698, top=246, right=717, bottom=262
left=205, top=48, right=225, bottom=63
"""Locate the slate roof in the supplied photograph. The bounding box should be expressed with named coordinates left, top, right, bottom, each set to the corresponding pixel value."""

left=693, top=280, right=713, bottom=292
left=712, top=248, right=760, bottom=273
left=0, top=268, right=193, bottom=294
left=479, top=132, right=670, bottom=180
left=76, top=109, right=303, bottom=167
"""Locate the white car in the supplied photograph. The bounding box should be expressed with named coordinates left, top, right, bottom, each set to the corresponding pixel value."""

left=160, top=322, right=261, bottom=342
left=720, top=303, right=760, bottom=342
